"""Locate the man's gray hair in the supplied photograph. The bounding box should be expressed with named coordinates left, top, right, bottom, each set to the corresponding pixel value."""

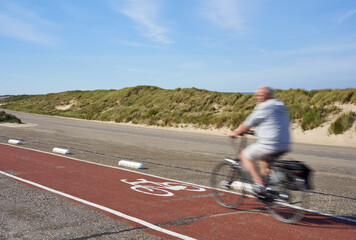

left=260, top=86, right=274, bottom=96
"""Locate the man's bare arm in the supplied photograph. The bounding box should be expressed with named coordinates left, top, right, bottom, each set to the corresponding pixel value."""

left=228, top=124, right=250, bottom=137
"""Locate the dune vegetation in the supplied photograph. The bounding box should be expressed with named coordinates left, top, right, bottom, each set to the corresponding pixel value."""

left=0, top=111, right=22, bottom=124
left=1, top=86, right=355, bottom=134
left=328, top=111, right=355, bottom=135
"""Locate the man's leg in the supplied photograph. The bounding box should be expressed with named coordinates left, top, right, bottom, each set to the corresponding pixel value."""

left=240, top=152, right=264, bottom=186
left=259, top=160, right=269, bottom=177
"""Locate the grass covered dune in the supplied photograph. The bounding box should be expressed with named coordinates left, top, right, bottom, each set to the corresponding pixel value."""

left=1, top=86, right=356, bottom=135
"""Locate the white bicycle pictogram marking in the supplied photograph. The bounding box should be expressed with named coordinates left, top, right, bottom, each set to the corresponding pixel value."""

left=121, top=178, right=206, bottom=197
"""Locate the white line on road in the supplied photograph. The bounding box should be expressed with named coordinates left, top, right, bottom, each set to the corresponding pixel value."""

left=0, top=171, right=196, bottom=240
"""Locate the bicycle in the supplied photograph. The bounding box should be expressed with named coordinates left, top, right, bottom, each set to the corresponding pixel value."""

left=210, top=132, right=312, bottom=223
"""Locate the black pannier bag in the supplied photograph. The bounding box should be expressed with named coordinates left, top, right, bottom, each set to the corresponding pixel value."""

left=274, top=160, right=312, bottom=190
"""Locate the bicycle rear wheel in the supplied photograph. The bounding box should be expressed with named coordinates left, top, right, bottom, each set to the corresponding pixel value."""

left=210, top=161, right=246, bottom=209
left=268, top=172, right=309, bottom=223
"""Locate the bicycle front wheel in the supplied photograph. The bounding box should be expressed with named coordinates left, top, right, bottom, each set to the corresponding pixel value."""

left=268, top=172, right=309, bottom=223
left=210, top=162, right=245, bottom=209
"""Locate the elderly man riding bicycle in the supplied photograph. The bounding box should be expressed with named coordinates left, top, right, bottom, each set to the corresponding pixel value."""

left=229, top=86, right=290, bottom=200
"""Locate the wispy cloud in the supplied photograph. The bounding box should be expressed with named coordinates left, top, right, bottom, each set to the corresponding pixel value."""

left=118, top=40, right=164, bottom=48
left=199, top=0, right=245, bottom=32
left=337, top=9, right=356, bottom=23
left=0, top=2, right=56, bottom=45
left=112, top=0, right=172, bottom=44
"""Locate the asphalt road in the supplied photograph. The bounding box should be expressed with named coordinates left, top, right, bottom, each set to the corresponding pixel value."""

left=1, top=110, right=355, bottom=239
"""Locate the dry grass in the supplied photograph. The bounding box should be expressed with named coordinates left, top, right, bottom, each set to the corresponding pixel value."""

left=1, top=86, right=355, bottom=131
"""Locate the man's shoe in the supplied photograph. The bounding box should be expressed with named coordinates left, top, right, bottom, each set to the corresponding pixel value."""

left=252, top=184, right=266, bottom=197
left=253, top=184, right=274, bottom=203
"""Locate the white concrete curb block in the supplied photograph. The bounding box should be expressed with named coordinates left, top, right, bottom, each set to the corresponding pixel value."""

left=8, top=139, right=23, bottom=145
left=52, top=147, right=71, bottom=155
left=119, top=160, right=144, bottom=169
left=231, top=181, right=253, bottom=193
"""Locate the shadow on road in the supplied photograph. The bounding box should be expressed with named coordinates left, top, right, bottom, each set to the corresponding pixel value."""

left=299, top=212, right=356, bottom=229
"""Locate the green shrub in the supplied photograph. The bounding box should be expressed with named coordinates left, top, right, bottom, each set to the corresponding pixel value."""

left=300, top=107, right=326, bottom=130
left=288, top=104, right=310, bottom=121
left=0, top=111, right=22, bottom=123
left=328, top=111, right=355, bottom=135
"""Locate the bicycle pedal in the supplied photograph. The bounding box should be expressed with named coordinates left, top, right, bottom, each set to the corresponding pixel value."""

left=224, top=158, right=240, bottom=167
left=278, top=192, right=290, bottom=201
left=266, top=188, right=278, bottom=195
left=256, top=194, right=273, bottom=204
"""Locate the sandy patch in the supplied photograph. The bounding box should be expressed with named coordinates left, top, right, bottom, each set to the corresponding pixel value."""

left=117, top=121, right=355, bottom=147
left=290, top=102, right=355, bottom=147
left=291, top=124, right=356, bottom=147
left=55, top=99, right=77, bottom=111
left=0, top=123, right=38, bottom=128
left=333, top=103, right=356, bottom=112
left=114, top=121, right=231, bottom=135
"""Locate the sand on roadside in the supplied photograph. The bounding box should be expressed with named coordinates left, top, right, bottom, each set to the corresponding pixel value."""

left=115, top=121, right=356, bottom=147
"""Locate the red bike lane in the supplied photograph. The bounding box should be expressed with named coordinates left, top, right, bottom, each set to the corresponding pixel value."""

left=0, top=143, right=355, bottom=239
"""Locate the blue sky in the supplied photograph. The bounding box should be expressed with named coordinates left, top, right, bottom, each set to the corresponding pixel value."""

left=1, top=0, right=356, bottom=95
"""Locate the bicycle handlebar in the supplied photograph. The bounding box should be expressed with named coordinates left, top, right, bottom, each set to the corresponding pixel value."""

left=243, top=130, right=255, bottom=136
left=229, top=130, right=254, bottom=157
left=230, top=129, right=255, bottom=138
